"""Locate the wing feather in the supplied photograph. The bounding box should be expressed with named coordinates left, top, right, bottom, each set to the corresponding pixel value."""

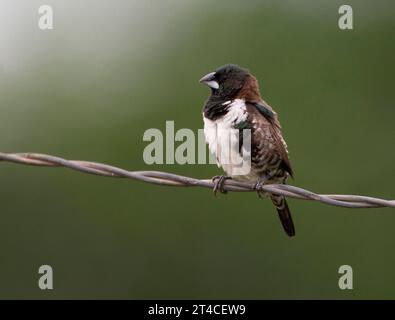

left=246, top=101, right=293, bottom=177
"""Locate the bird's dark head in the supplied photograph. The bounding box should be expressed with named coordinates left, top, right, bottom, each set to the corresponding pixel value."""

left=199, top=64, right=251, bottom=99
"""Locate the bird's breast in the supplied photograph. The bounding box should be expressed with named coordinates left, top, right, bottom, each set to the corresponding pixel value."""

left=203, top=99, right=252, bottom=177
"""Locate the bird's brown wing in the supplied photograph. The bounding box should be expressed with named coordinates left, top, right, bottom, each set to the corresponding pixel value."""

left=246, top=101, right=293, bottom=178
left=245, top=101, right=295, bottom=237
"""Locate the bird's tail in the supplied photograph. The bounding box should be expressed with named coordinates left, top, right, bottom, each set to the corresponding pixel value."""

left=271, top=195, right=295, bottom=237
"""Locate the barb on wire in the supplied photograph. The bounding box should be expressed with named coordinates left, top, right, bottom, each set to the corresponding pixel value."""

left=0, top=152, right=394, bottom=209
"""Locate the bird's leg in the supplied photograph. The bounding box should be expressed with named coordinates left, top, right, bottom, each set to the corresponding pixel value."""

left=212, top=175, right=232, bottom=196
left=254, top=178, right=267, bottom=199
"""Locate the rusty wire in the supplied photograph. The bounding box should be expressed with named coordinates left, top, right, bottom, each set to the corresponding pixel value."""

left=0, top=152, right=394, bottom=209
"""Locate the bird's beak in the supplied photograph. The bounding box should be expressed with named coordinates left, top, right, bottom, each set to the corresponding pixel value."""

left=199, top=72, right=219, bottom=90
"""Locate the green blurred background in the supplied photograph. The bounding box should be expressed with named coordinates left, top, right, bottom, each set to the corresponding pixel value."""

left=0, top=0, right=394, bottom=299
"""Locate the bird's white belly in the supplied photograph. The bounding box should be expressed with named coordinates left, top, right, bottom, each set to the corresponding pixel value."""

left=203, top=99, right=255, bottom=178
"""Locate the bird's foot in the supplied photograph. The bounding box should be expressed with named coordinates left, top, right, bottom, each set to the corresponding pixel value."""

left=212, top=175, right=231, bottom=196
left=254, top=180, right=267, bottom=198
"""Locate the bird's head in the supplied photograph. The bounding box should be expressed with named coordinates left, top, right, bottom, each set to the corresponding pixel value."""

left=199, top=64, right=251, bottom=99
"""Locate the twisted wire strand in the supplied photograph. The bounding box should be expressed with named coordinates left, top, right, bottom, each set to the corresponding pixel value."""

left=0, top=152, right=394, bottom=209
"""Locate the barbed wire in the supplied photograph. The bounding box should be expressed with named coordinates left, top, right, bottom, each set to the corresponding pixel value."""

left=0, top=152, right=394, bottom=209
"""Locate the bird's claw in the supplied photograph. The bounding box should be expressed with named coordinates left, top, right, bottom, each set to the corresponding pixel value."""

left=254, top=181, right=266, bottom=198
left=212, top=175, right=231, bottom=196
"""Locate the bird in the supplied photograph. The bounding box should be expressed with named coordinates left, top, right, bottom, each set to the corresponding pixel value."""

left=199, top=64, right=295, bottom=237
